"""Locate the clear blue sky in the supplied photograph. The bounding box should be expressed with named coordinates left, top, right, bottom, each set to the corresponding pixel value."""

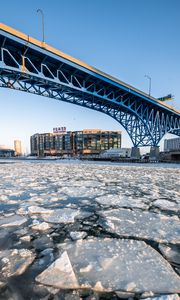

left=0, top=0, right=180, bottom=154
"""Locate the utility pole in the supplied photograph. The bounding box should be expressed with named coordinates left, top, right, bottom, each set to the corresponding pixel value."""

left=144, top=74, right=151, bottom=96
left=37, top=9, right=45, bottom=43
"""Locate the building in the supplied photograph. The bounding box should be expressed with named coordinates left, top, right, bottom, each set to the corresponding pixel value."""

left=0, top=145, right=15, bottom=157
left=100, top=148, right=131, bottom=159
left=30, top=132, right=70, bottom=157
left=30, top=129, right=121, bottom=157
left=14, top=140, right=22, bottom=156
left=162, top=137, right=180, bottom=162
left=164, top=137, right=180, bottom=151
left=73, top=129, right=121, bottom=156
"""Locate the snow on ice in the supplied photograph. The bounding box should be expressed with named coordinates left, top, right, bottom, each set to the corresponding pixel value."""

left=0, top=160, right=179, bottom=299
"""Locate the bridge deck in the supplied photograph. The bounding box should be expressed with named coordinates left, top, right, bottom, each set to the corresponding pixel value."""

left=0, top=23, right=179, bottom=116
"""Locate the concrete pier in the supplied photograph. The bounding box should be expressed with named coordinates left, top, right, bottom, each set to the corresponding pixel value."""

left=131, top=147, right=140, bottom=159
left=150, top=146, right=160, bottom=162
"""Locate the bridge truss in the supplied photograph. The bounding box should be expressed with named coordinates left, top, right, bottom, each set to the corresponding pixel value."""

left=0, top=24, right=180, bottom=147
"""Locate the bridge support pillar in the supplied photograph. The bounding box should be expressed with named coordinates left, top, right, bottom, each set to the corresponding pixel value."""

left=131, top=147, right=140, bottom=160
left=149, top=146, right=159, bottom=162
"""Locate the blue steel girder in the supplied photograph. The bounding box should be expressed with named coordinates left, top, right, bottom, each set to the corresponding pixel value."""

left=0, top=26, right=180, bottom=147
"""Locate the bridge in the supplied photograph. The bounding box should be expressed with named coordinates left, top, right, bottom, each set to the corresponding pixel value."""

left=0, top=23, right=180, bottom=149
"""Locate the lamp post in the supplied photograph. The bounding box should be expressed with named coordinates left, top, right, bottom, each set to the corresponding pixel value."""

left=144, top=74, right=151, bottom=96
left=37, top=8, right=45, bottom=43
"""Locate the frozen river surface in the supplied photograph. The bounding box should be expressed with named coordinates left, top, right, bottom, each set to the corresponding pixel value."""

left=0, top=160, right=179, bottom=300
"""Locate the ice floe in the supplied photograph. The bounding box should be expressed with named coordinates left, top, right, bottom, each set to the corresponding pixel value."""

left=32, top=221, right=51, bottom=231
left=70, top=231, right=87, bottom=240
left=96, top=194, right=149, bottom=209
left=152, top=199, right=180, bottom=213
left=0, top=248, right=35, bottom=277
left=145, top=295, right=180, bottom=300
left=42, top=208, right=80, bottom=224
left=0, top=215, right=27, bottom=227
left=98, top=208, right=180, bottom=244
left=36, top=251, right=79, bottom=289
left=28, top=205, right=53, bottom=215
left=36, top=238, right=180, bottom=294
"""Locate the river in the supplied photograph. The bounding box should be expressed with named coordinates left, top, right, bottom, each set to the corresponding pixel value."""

left=0, top=159, right=179, bottom=299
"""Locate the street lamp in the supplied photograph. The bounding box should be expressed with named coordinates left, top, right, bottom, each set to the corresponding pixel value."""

left=37, top=8, right=45, bottom=43
left=144, top=74, right=151, bottom=96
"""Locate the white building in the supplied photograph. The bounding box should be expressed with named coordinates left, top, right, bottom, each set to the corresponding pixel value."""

left=164, top=137, right=180, bottom=151
left=0, top=145, right=15, bottom=157
left=100, top=148, right=131, bottom=159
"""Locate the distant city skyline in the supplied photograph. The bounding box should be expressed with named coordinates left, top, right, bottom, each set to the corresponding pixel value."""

left=0, top=0, right=179, bottom=154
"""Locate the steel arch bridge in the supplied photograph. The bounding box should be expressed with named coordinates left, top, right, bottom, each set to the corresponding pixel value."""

left=0, top=23, right=180, bottom=147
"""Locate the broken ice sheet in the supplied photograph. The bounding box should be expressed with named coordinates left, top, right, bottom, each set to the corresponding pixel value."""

left=37, top=238, right=180, bottom=294
left=0, top=249, right=35, bottom=277
left=70, top=231, right=87, bottom=241
left=60, top=186, right=101, bottom=198
left=36, top=251, right=79, bottom=289
left=96, top=194, right=148, bottom=209
left=28, top=206, right=53, bottom=215
left=42, top=208, right=80, bottom=224
left=0, top=215, right=27, bottom=227
left=27, top=205, right=84, bottom=225
left=31, top=222, right=51, bottom=231
left=152, top=199, right=180, bottom=213
left=98, top=208, right=180, bottom=244
left=145, top=295, right=180, bottom=300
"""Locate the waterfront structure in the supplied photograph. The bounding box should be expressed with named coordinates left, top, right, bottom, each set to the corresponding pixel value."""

left=161, top=137, right=180, bottom=161
left=14, top=140, right=22, bottom=156
left=164, top=137, right=180, bottom=151
left=74, top=129, right=121, bottom=156
left=0, top=145, right=15, bottom=157
left=30, top=129, right=121, bottom=157
left=0, top=23, right=179, bottom=150
left=100, top=148, right=131, bottom=159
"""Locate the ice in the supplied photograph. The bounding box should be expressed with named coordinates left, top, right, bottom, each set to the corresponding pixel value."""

left=0, top=248, right=35, bottom=277
left=0, top=195, right=8, bottom=201
left=59, top=238, right=180, bottom=293
left=98, top=208, right=180, bottom=244
left=3, top=212, right=14, bottom=217
left=32, top=222, right=51, bottom=231
left=0, top=161, right=179, bottom=298
left=153, top=199, right=180, bottom=213
left=20, top=235, right=31, bottom=242
left=145, top=295, right=180, bottom=300
left=14, top=227, right=29, bottom=236
left=0, top=214, right=27, bottom=227
left=45, top=286, right=60, bottom=295
left=115, top=290, right=135, bottom=298
left=28, top=206, right=53, bottom=214
left=36, top=251, right=79, bottom=289
left=16, top=206, right=29, bottom=215
left=60, top=185, right=104, bottom=199
left=70, top=231, right=87, bottom=240
left=42, top=208, right=80, bottom=224
left=96, top=194, right=148, bottom=209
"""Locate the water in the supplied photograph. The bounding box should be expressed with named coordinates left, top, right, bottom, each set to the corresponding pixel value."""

left=0, top=160, right=179, bottom=299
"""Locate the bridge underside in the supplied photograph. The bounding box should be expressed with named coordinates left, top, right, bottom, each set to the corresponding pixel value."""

left=0, top=25, right=180, bottom=147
